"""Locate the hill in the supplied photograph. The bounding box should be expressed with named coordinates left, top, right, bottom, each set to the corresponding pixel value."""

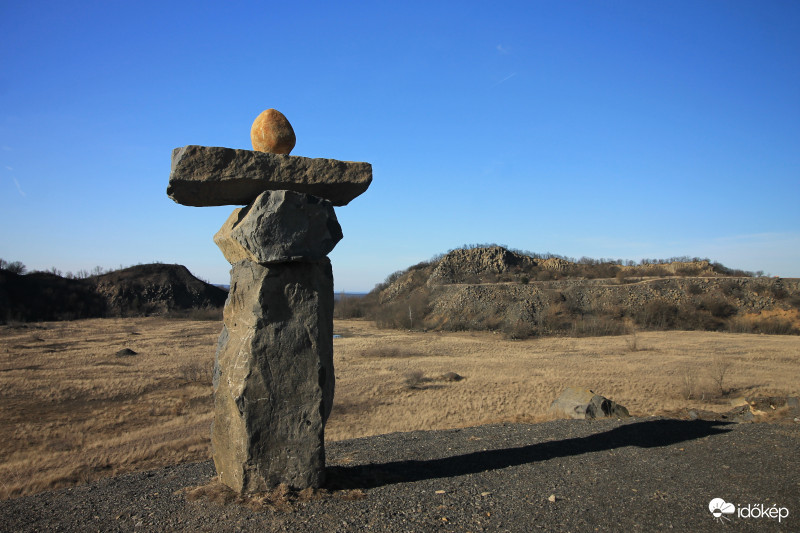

left=0, top=264, right=227, bottom=323
left=359, top=245, right=800, bottom=337
left=92, top=264, right=227, bottom=316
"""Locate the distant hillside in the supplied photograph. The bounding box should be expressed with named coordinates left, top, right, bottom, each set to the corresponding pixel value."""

left=92, top=264, right=227, bottom=315
left=0, top=270, right=108, bottom=323
left=1, top=264, right=227, bottom=323
left=350, top=245, right=800, bottom=337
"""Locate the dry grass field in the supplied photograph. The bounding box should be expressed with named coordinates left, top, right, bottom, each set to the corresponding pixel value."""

left=1, top=317, right=798, bottom=499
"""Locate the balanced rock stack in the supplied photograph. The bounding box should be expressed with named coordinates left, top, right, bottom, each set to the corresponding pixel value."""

left=167, top=109, right=371, bottom=493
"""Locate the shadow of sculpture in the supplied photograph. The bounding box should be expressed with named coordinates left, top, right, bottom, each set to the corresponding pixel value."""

left=326, top=419, right=733, bottom=490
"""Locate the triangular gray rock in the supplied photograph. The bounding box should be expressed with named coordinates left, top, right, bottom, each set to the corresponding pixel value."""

left=213, top=190, right=342, bottom=265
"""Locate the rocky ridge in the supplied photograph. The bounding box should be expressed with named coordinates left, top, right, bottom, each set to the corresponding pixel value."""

left=373, top=246, right=800, bottom=335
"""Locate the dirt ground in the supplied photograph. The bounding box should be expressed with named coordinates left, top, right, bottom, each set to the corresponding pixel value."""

left=1, top=317, right=798, bottom=499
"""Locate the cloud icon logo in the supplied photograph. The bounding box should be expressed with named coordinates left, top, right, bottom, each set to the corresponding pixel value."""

left=709, top=498, right=736, bottom=522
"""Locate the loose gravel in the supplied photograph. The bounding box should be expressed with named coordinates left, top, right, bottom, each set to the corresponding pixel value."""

left=2, top=417, right=797, bottom=532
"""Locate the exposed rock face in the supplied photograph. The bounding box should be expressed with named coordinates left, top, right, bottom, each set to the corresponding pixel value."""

left=427, top=246, right=536, bottom=286
left=212, top=259, right=334, bottom=492
left=550, top=388, right=630, bottom=420
left=251, top=109, right=296, bottom=154
left=167, top=145, right=372, bottom=207
left=213, top=190, right=342, bottom=265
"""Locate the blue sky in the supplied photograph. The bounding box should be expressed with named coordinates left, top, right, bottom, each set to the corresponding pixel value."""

left=1, top=1, right=798, bottom=291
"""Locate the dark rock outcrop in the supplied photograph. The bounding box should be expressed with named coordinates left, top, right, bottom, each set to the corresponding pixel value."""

left=91, top=264, right=227, bottom=315
left=0, top=269, right=107, bottom=322
left=0, top=264, right=227, bottom=323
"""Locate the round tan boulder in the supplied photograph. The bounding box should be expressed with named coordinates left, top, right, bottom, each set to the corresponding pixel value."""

left=250, top=109, right=296, bottom=154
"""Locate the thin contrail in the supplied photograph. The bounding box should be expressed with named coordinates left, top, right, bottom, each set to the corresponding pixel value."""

left=13, top=177, right=26, bottom=197
left=492, top=72, right=517, bottom=87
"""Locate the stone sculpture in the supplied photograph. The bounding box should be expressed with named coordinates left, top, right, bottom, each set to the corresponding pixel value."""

left=167, top=110, right=371, bottom=492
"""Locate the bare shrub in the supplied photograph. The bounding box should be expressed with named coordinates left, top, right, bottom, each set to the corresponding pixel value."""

left=626, top=329, right=642, bottom=351
left=769, top=285, right=788, bottom=300
left=537, top=302, right=572, bottom=335
left=374, top=289, right=431, bottom=330
left=502, top=319, right=535, bottom=340
left=675, top=303, right=725, bottom=332
left=699, top=297, right=737, bottom=319
left=404, top=370, right=426, bottom=389
left=687, top=282, right=703, bottom=295
left=729, top=316, right=798, bottom=335
left=334, top=293, right=373, bottom=319
left=720, top=280, right=743, bottom=298
left=562, top=288, right=589, bottom=316
left=0, top=260, right=27, bottom=274
left=679, top=365, right=697, bottom=400
left=634, top=300, right=679, bottom=329
left=360, top=346, right=403, bottom=358
left=754, top=318, right=796, bottom=335
left=536, top=270, right=556, bottom=281
left=709, top=356, right=733, bottom=396
left=179, top=361, right=212, bottom=383
left=727, top=317, right=753, bottom=334
left=571, top=316, right=627, bottom=338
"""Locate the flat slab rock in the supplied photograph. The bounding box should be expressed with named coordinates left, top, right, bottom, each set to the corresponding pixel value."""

left=167, top=145, right=372, bottom=207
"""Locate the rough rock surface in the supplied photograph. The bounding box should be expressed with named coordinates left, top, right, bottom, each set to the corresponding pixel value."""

left=550, top=387, right=630, bottom=420
left=250, top=109, right=296, bottom=154
left=212, top=259, right=335, bottom=492
left=427, top=246, right=537, bottom=286
left=167, top=145, right=372, bottom=207
left=213, top=190, right=342, bottom=265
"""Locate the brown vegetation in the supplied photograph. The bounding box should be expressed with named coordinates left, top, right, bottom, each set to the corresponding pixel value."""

left=1, top=317, right=799, bottom=499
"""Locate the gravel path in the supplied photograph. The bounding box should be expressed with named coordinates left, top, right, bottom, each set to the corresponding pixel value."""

left=2, top=417, right=798, bottom=532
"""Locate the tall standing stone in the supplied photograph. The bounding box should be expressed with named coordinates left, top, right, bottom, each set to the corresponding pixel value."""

left=212, top=259, right=334, bottom=492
